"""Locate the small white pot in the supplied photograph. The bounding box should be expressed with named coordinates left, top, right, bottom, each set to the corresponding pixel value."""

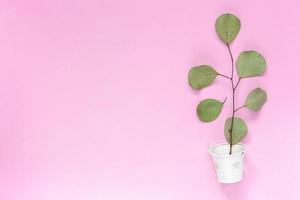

left=208, top=143, right=245, bottom=184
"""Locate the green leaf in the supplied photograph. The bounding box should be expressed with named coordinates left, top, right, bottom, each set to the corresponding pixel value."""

left=215, top=13, right=241, bottom=44
left=188, top=65, right=218, bottom=90
left=236, top=51, right=266, bottom=78
left=245, top=88, right=267, bottom=111
left=197, top=99, right=224, bottom=122
left=224, top=117, right=247, bottom=145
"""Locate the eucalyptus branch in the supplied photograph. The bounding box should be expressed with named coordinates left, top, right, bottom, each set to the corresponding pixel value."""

left=187, top=13, right=267, bottom=157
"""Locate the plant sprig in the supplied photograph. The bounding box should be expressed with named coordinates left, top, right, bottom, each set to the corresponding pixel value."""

left=188, top=13, right=267, bottom=154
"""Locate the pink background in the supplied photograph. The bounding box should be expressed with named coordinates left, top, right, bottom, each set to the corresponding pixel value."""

left=1, top=0, right=300, bottom=199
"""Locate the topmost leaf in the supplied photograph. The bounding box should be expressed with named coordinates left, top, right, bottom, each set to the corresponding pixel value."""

left=215, top=13, right=241, bottom=44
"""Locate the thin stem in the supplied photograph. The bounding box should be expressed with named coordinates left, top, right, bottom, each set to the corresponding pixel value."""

left=218, top=73, right=231, bottom=80
left=227, top=44, right=234, bottom=79
left=222, top=97, right=227, bottom=104
left=234, top=105, right=246, bottom=113
left=226, top=43, right=235, bottom=155
left=234, top=78, right=241, bottom=91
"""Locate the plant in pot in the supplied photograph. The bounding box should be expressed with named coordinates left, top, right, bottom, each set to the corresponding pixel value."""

left=188, top=13, right=267, bottom=183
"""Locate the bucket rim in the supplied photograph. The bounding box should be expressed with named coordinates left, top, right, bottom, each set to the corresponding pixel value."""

left=208, top=143, right=245, bottom=157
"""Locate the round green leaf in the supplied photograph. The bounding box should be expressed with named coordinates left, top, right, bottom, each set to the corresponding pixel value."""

left=215, top=13, right=241, bottom=44
left=245, top=88, right=267, bottom=111
left=188, top=65, right=218, bottom=90
left=197, top=99, right=224, bottom=122
left=236, top=51, right=266, bottom=78
left=224, top=117, right=247, bottom=145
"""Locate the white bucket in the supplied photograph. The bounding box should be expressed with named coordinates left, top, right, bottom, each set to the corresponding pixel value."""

left=208, top=143, right=245, bottom=184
